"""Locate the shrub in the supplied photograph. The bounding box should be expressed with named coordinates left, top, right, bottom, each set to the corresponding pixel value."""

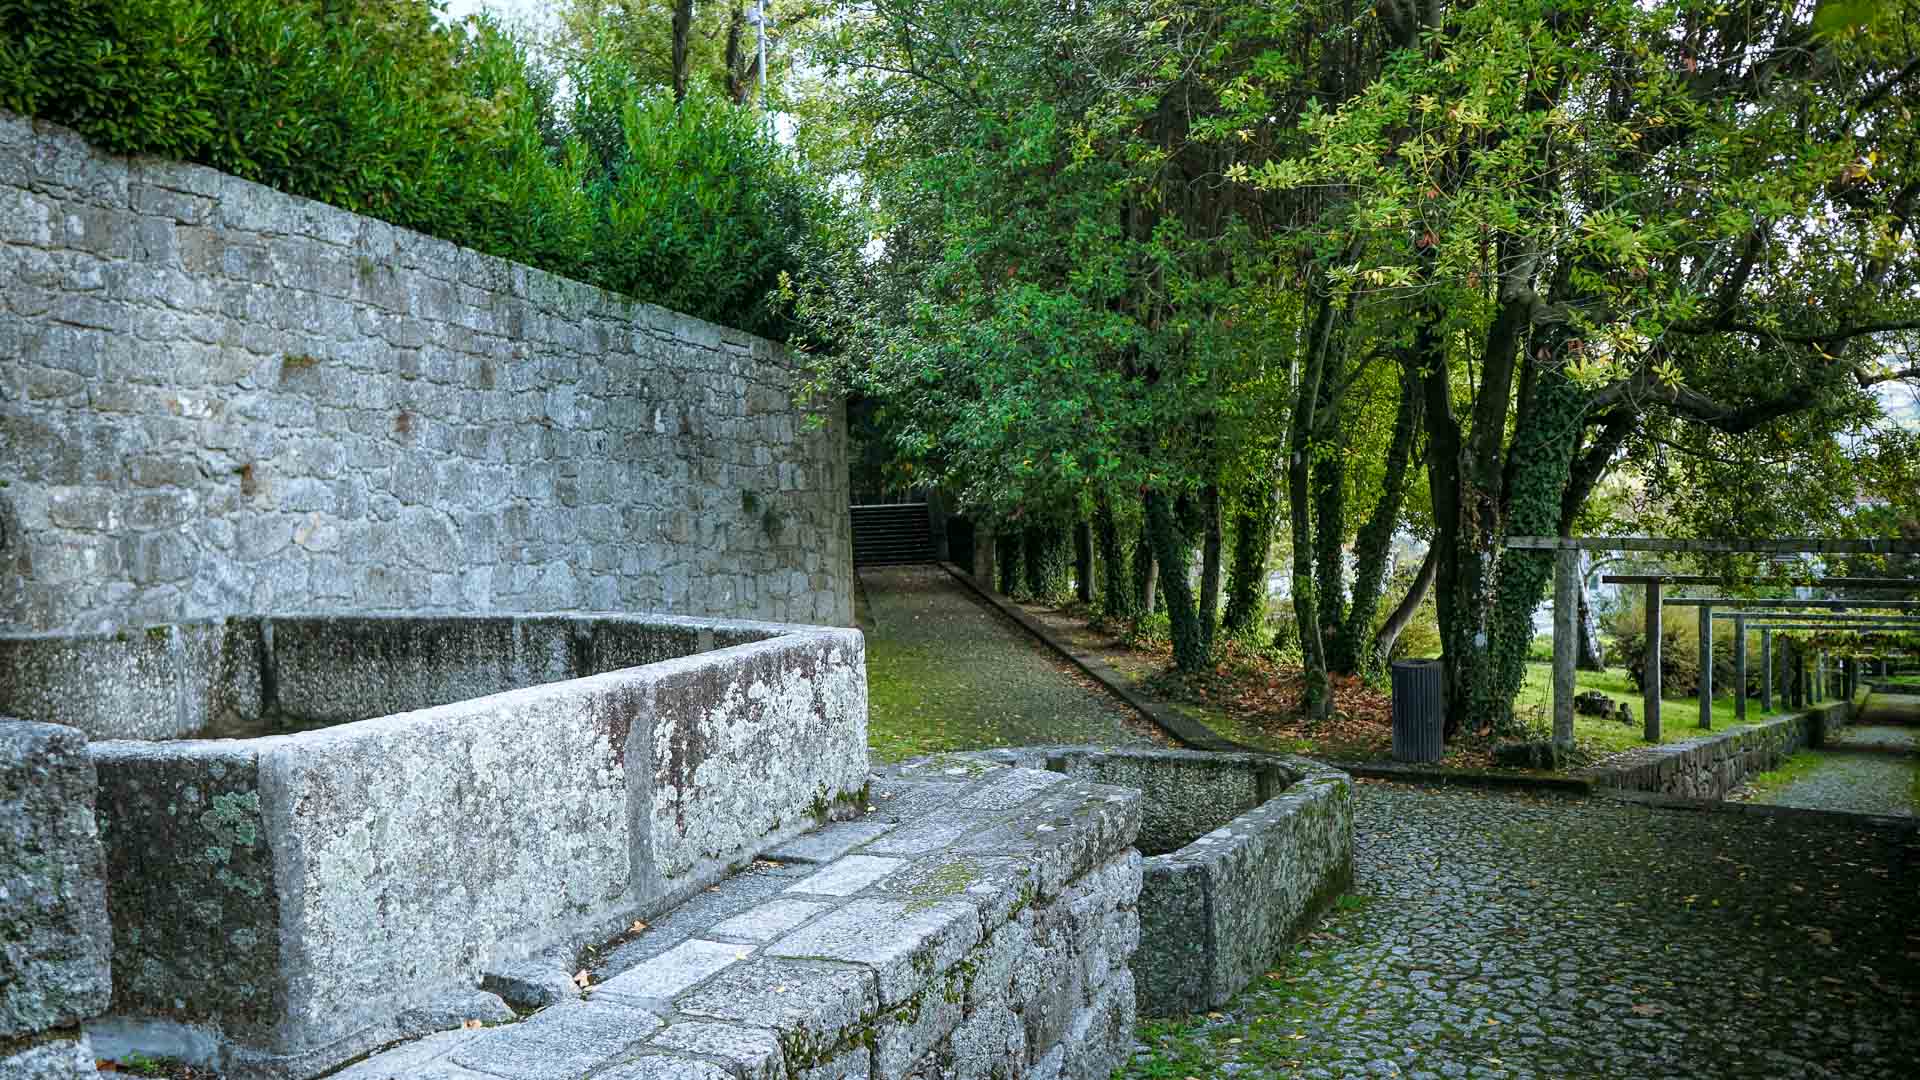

left=0, top=0, right=840, bottom=338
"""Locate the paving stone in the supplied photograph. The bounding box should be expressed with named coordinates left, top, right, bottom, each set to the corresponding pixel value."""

left=330, top=1027, right=493, bottom=1079
left=766, top=897, right=983, bottom=1005
left=449, top=1000, right=662, bottom=1080
left=871, top=853, right=1037, bottom=928
left=394, top=989, right=516, bottom=1040
left=763, top=821, right=898, bottom=864
left=862, top=811, right=1004, bottom=857
left=480, top=957, right=581, bottom=1010
left=596, top=863, right=808, bottom=977
left=596, top=939, right=750, bottom=1003
left=954, top=767, right=1073, bottom=811
left=782, top=854, right=907, bottom=896
left=650, top=1020, right=783, bottom=1080
left=675, top=958, right=878, bottom=1050
left=593, top=1055, right=734, bottom=1080
left=707, top=898, right=832, bottom=942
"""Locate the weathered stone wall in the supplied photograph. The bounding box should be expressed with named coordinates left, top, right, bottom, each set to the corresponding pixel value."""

left=971, top=747, right=1356, bottom=1017
left=77, top=616, right=867, bottom=1079
left=0, top=111, right=852, bottom=634
left=1583, top=702, right=1855, bottom=800
left=334, top=752, right=1144, bottom=1080
left=0, top=719, right=113, bottom=1079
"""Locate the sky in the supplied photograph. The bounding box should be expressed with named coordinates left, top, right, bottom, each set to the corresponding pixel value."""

left=441, top=0, right=555, bottom=29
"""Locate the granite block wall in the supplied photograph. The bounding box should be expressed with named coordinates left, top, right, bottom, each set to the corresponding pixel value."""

left=0, top=111, right=852, bottom=633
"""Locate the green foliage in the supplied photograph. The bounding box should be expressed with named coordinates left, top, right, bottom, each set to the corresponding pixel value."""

left=0, top=0, right=846, bottom=338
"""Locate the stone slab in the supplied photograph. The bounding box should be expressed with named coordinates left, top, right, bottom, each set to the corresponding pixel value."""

left=448, top=1001, right=663, bottom=1080
left=596, top=939, right=750, bottom=1003
left=763, top=820, right=896, bottom=864
left=649, top=1020, right=783, bottom=1080
left=766, top=898, right=983, bottom=1005
left=706, top=899, right=831, bottom=942
left=0, top=720, right=111, bottom=1038
left=782, top=853, right=905, bottom=896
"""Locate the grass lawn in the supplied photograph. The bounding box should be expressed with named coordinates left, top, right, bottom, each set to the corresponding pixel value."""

left=1512, top=661, right=1786, bottom=756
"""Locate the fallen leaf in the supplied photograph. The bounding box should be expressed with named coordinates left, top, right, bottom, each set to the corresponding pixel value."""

left=572, top=969, right=592, bottom=990
left=463, top=1018, right=484, bottom=1030
left=1631, top=1003, right=1662, bottom=1017
left=630, top=920, right=649, bottom=933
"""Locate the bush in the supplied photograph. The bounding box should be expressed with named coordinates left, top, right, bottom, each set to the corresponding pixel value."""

left=0, top=0, right=839, bottom=338
left=1608, top=602, right=1752, bottom=699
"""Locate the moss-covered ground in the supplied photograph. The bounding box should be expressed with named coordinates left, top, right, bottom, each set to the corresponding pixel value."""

left=859, top=565, right=1161, bottom=761
left=1124, top=782, right=1920, bottom=1080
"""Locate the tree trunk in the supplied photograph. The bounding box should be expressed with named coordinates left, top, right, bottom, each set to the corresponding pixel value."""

left=1145, top=490, right=1206, bottom=673
left=1575, top=551, right=1606, bottom=670
left=1095, top=497, right=1134, bottom=621
left=1223, top=476, right=1277, bottom=636
left=1198, top=484, right=1223, bottom=654
left=1332, top=357, right=1424, bottom=676
left=997, top=527, right=1021, bottom=596
left=671, top=0, right=695, bottom=102
left=1372, top=545, right=1439, bottom=671
left=1074, top=521, right=1094, bottom=605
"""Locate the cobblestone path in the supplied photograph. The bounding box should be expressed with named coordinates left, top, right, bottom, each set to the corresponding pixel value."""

left=1128, top=783, right=1920, bottom=1079
left=1751, top=695, right=1919, bottom=817
left=857, top=565, right=1156, bottom=761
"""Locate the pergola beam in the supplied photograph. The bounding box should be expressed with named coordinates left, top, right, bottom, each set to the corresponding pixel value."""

left=1510, top=537, right=1920, bottom=554
left=1600, top=575, right=1920, bottom=590
left=1660, top=598, right=1920, bottom=610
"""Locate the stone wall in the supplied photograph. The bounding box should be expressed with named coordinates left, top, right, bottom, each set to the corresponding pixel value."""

left=0, top=719, right=113, bottom=1079
left=73, top=616, right=867, bottom=1079
left=1582, top=702, right=1854, bottom=800
left=333, top=752, right=1144, bottom=1080
left=0, top=111, right=852, bottom=634
left=972, top=747, right=1355, bottom=1016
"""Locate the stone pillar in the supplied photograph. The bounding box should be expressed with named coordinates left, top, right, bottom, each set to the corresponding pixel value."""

left=1698, top=604, right=1714, bottom=729
left=1760, top=630, right=1773, bottom=713
left=1734, top=615, right=1748, bottom=724
left=1, top=719, right=113, bottom=1079
left=1644, top=581, right=1663, bottom=742
left=1551, top=548, right=1578, bottom=750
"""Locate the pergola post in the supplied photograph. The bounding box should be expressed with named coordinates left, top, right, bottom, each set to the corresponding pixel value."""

left=1816, top=652, right=1826, bottom=703
left=1698, top=603, right=1714, bottom=729
left=1760, top=629, right=1773, bottom=713
left=1552, top=548, right=1578, bottom=750
left=1645, top=580, right=1663, bottom=742
left=1734, top=615, right=1748, bottom=723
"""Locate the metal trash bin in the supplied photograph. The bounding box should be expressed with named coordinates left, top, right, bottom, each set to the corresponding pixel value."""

left=1390, top=659, right=1445, bottom=763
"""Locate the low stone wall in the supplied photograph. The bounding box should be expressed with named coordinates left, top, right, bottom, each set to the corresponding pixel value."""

left=1, top=719, right=112, bottom=1079
left=333, top=753, right=1144, bottom=1080
left=0, top=612, right=786, bottom=740
left=1581, top=702, right=1854, bottom=800
left=54, top=616, right=867, bottom=1079
left=971, top=747, right=1355, bottom=1016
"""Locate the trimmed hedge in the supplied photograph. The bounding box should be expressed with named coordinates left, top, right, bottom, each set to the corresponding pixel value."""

left=0, top=0, right=835, bottom=338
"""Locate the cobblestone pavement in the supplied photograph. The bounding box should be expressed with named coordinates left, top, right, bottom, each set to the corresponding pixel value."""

left=858, top=565, right=1157, bottom=760
left=1751, top=695, right=1919, bottom=817
left=1127, top=782, right=1920, bottom=1079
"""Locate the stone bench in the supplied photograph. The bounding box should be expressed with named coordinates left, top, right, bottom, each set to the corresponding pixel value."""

left=332, top=754, right=1144, bottom=1080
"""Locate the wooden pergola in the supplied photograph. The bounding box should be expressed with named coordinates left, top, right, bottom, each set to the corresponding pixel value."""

left=1504, top=536, right=1920, bottom=748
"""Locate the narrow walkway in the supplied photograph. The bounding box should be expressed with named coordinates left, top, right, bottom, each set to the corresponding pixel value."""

left=1751, top=694, right=1919, bottom=817
left=857, top=565, right=1157, bottom=761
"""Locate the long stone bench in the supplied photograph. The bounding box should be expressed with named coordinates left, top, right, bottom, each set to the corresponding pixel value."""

left=330, top=753, right=1144, bottom=1080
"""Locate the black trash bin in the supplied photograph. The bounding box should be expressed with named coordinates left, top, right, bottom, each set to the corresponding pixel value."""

left=1390, top=659, right=1445, bottom=764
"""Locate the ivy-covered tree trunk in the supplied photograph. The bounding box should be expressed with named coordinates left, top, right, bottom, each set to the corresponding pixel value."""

left=1311, top=430, right=1348, bottom=646
left=1073, top=521, right=1094, bottom=604
left=1288, top=277, right=1342, bottom=722
left=997, top=527, right=1022, bottom=597
left=1223, top=476, right=1277, bottom=636
left=1095, top=496, right=1135, bottom=621
left=1145, top=489, right=1206, bottom=673
left=1131, top=522, right=1157, bottom=615
left=1476, top=347, right=1588, bottom=733
left=1332, top=358, right=1424, bottom=676
left=1198, top=484, right=1223, bottom=654
left=1022, top=523, right=1071, bottom=603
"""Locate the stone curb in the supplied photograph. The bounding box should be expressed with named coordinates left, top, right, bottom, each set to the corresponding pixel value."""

left=1329, top=760, right=1600, bottom=795
left=935, top=563, right=1246, bottom=752
left=1595, top=787, right=1920, bottom=831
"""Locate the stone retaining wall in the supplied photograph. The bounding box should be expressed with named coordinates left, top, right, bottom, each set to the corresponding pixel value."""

left=333, top=753, right=1145, bottom=1080
left=0, top=110, right=851, bottom=634
left=55, top=615, right=866, bottom=1079
left=1581, top=702, right=1854, bottom=800
left=970, top=747, right=1355, bottom=1016
left=0, top=719, right=112, bottom=1079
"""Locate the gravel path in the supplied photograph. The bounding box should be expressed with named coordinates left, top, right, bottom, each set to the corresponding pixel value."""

left=857, top=564, right=1156, bottom=761
left=1751, top=695, right=1919, bottom=817
left=1128, top=783, right=1920, bottom=1079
